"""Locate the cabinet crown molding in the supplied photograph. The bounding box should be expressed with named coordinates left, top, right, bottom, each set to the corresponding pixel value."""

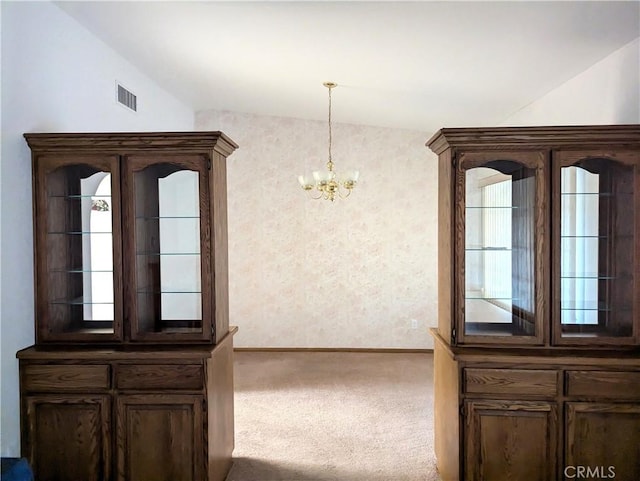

left=426, top=124, right=640, bottom=155
left=24, top=131, right=239, bottom=157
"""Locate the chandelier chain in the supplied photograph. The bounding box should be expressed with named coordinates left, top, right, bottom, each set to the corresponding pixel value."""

left=327, top=85, right=333, bottom=168
left=297, top=81, right=358, bottom=201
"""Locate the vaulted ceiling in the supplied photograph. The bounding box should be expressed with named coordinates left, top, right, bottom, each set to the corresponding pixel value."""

left=56, top=1, right=640, bottom=132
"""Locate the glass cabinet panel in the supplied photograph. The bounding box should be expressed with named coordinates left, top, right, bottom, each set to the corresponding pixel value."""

left=558, top=157, right=636, bottom=340
left=43, top=162, right=118, bottom=337
left=463, top=159, right=539, bottom=339
left=132, top=162, right=206, bottom=336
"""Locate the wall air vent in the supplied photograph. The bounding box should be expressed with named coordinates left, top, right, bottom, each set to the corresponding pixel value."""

left=117, top=83, right=137, bottom=112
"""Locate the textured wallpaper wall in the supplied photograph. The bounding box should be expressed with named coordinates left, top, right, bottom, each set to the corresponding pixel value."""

left=196, top=109, right=438, bottom=348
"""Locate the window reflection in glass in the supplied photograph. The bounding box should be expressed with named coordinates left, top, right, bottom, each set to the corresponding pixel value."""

left=560, top=160, right=634, bottom=338
left=464, top=162, right=536, bottom=337
left=134, top=165, right=202, bottom=333
left=46, top=165, right=115, bottom=333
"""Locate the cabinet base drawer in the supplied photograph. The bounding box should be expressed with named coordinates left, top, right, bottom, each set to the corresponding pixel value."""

left=116, top=364, right=204, bottom=390
left=23, top=364, right=110, bottom=391
left=464, top=368, right=558, bottom=396
left=566, top=371, right=640, bottom=399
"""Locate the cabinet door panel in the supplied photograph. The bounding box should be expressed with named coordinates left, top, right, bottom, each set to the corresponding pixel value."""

left=553, top=150, right=639, bottom=345
left=465, top=400, right=557, bottom=481
left=122, top=155, right=212, bottom=342
left=24, top=394, right=111, bottom=481
left=565, top=402, right=640, bottom=480
left=457, top=151, right=547, bottom=345
left=116, top=394, right=204, bottom=481
left=33, top=154, right=123, bottom=343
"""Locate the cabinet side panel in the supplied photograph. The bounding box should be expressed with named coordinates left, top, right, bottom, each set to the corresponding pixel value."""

left=211, top=151, right=229, bottom=343
left=206, top=334, right=235, bottom=481
left=433, top=341, right=460, bottom=480
left=636, top=156, right=640, bottom=345
left=439, top=149, right=454, bottom=343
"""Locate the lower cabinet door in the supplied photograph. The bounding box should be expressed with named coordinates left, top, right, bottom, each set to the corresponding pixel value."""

left=116, top=394, right=204, bottom=481
left=564, top=402, right=640, bottom=481
left=24, top=394, right=111, bottom=481
left=465, top=400, right=558, bottom=481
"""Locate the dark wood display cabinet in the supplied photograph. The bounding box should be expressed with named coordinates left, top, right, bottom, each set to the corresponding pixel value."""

left=427, top=125, right=640, bottom=481
left=17, top=132, right=239, bottom=481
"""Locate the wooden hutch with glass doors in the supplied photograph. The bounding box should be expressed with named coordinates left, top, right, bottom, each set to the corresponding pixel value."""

left=17, top=132, right=238, bottom=481
left=427, top=125, right=640, bottom=481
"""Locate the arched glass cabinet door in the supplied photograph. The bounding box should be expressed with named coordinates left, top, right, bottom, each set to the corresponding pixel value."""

left=122, top=155, right=212, bottom=342
left=553, top=151, right=639, bottom=345
left=456, top=151, right=546, bottom=345
left=34, top=155, right=123, bottom=342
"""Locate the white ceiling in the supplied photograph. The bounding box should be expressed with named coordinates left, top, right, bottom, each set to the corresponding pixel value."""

left=56, top=1, right=640, bottom=132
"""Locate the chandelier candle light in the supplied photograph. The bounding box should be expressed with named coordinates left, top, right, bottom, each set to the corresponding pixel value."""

left=298, top=82, right=359, bottom=201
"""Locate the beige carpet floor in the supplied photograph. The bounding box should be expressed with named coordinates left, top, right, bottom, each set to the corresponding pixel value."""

left=225, top=351, right=441, bottom=481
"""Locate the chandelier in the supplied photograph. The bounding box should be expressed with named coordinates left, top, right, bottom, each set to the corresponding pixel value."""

left=298, top=82, right=359, bottom=201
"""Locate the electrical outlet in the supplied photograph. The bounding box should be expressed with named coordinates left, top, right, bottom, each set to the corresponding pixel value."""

left=410, top=319, right=418, bottom=329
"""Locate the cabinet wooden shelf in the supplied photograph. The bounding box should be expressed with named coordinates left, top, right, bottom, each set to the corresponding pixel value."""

left=427, top=125, right=640, bottom=481
left=18, top=131, right=239, bottom=481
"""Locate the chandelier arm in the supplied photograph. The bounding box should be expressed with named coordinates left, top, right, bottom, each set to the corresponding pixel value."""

left=308, top=189, right=324, bottom=200
left=337, top=186, right=352, bottom=199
